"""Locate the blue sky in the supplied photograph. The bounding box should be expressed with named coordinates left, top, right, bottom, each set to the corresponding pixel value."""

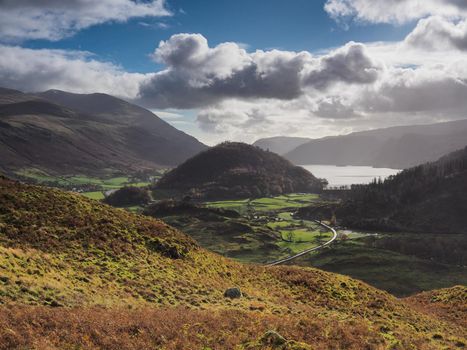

left=23, top=0, right=413, bottom=73
left=1, top=0, right=467, bottom=144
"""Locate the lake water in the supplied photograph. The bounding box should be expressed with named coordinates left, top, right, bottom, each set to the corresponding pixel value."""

left=300, top=164, right=401, bottom=187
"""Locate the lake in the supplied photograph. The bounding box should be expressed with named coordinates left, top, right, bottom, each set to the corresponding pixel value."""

left=300, top=164, right=401, bottom=187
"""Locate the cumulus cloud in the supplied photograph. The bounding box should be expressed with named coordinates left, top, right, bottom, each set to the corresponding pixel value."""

left=137, top=33, right=381, bottom=109
left=303, top=42, right=381, bottom=89
left=0, top=45, right=149, bottom=98
left=405, top=16, right=467, bottom=51
left=358, top=65, right=467, bottom=115
left=314, top=96, right=361, bottom=119
left=0, top=0, right=171, bottom=42
left=324, top=0, right=467, bottom=25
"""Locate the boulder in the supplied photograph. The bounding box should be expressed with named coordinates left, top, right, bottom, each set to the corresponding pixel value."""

left=224, top=287, right=242, bottom=299
left=261, top=330, right=287, bottom=346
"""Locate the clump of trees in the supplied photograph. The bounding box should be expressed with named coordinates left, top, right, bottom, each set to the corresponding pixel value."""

left=143, top=198, right=240, bottom=218
left=104, top=186, right=150, bottom=207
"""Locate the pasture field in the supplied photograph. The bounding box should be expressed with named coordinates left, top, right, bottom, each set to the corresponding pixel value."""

left=14, top=168, right=164, bottom=199
left=206, top=193, right=319, bottom=213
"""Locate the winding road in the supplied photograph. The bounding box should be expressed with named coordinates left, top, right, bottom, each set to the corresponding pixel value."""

left=266, top=220, right=338, bottom=266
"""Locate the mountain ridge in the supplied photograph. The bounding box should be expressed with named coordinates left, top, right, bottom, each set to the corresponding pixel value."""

left=253, top=136, right=311, bottom=155
left=0, top=87, right=207, bottom=176
left=255, top=119, right=467, bottom=169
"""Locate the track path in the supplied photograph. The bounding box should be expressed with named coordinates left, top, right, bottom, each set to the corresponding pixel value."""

left=266, top=220, right=338, bottom=266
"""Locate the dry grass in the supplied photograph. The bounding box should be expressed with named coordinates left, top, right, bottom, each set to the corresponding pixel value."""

left=0, top=305, right=445, bottom=350
left=405, top=285, right=467, bottom=330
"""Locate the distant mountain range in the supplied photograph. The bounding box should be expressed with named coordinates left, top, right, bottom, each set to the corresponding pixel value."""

left=0, top=87, right=207, bottom=176
left=254, top=119, right=467, bottom=169
left=155, top=142, right=323, bottom=199
left=252, top=136, right=310, bottom=155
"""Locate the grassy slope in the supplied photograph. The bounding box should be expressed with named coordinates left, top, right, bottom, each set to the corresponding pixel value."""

left=405, top=285, right=467, bottom=330
left=0, top=177, right=465, bottom=349
left=290, top=239, right=467, bottom=297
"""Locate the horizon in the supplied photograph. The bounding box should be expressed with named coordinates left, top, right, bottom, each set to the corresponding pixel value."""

left=1, top=0, right=467, bottom=145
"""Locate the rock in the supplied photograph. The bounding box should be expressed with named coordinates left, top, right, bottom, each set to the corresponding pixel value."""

left=223, top=287, right=242, bottom=299
left=49, top=300, right=63, bottom=307
left=261, top=330, right=287, bottom=346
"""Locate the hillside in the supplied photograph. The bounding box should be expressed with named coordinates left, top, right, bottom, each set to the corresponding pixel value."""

left=0, top=176, right=465, bottom=349
left=154, top=142, right=324, bottom=199
left=0, top=88, right=206, bottom=176
left=337, top=146, right=467, bottom=233
left=405, top=285, right=467, bottom=329
left=283, top=119, right=467, bottom=169
left=253, top=136, right=310, bottom=155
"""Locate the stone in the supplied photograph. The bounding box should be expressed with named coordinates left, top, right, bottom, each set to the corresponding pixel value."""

left=223, top=287, right=242, bottom=299
left=261, top=330, right=287, bottom=346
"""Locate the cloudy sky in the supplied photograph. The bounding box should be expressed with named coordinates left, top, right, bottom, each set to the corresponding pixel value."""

left=1, top=0, right=467, bottom=144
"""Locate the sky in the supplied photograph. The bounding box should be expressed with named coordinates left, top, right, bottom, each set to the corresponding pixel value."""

left=1, top=0, right=467, bottom=145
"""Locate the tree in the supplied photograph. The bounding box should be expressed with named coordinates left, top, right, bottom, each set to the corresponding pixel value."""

left=284, top=231, right=295, bottom=242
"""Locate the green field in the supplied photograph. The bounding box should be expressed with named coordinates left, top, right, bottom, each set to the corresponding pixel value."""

left=81, top=191, right=105, bottom=200
left=207, top=193, right=319, bottom=214
left=14, top=168, right=163, bottom=200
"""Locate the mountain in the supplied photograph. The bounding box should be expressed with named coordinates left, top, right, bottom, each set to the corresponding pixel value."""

left=0, top=88, right=207, bottom=176
left=154, top=142, right=324, bottom=199
left=0, top=176, right=465, bottom=349
left=337, top=146, right=467, bottom=234
left=284, top=119, right=467, bottom=169
left=253, top=136, right=310, bottom=155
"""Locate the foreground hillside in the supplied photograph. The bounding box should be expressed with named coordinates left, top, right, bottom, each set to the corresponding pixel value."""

left=155, top=142, right=324, bottom=199
left=405, top=285, right=467, bottom=330
left=338, top=146, right=467, bottom=233
left=0, top=177, right=465, bottom=349
left=0, top=87, right=206, bottom=176
left=280, top=119, right=467, bottom=169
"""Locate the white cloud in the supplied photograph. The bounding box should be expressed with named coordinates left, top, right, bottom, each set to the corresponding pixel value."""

left=324, top=0, right=467, bottom=25
left=0, top=0, right=171, bottom=42
left=405, top=16, right=467, bottom=51
left=137, top=34, right=381, bottom=109
left=0, top=45, right=149, bottom=98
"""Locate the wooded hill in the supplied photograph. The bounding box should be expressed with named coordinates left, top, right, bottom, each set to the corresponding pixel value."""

left=154, top=142, right=324, bottom=199
left=338, top=146, right=467, bottom=233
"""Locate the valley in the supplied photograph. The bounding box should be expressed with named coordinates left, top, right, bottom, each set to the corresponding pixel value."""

left=199, top=194, right=467, bottom=296
left=16, top=154, right=466, bottom=300
left=148, top=194, right=334, bottom=264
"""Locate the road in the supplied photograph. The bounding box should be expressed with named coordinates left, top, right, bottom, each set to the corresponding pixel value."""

left=266, top=220, right=338, bottom=266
